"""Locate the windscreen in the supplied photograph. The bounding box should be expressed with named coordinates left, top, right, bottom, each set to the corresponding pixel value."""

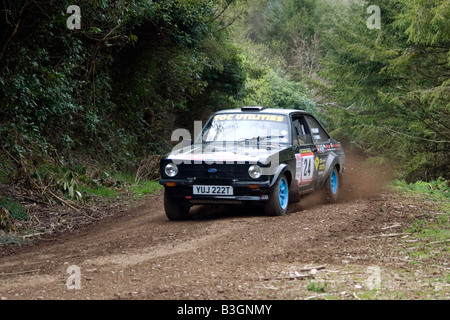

left=200, top=113, right=290, bottom=145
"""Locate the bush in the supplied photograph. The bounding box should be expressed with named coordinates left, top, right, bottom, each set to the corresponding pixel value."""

left=391, top=177, right=449, bottom=202
left=0, top=197, right=28, bottom=221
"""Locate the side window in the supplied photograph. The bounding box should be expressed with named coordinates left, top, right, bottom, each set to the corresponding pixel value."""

left=292, top=117, right=312, bottom=145
left=304, top=116, right=330, bottom=144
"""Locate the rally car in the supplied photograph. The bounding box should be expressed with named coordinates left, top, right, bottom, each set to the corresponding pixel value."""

left=159, top=107, right=345, bottom=220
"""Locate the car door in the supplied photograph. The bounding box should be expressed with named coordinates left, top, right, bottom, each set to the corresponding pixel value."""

left=291, top=115, right=318, bottom=192
left=303, top=115, right=334, bottom=188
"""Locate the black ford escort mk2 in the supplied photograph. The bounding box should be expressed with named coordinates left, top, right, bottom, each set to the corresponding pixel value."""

left=159, top=107, right=345, bottom=220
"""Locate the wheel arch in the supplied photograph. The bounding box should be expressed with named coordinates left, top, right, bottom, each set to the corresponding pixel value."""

left=270, top=164, right=294, bottom=188
left=319, top=155, right=342, bottom=189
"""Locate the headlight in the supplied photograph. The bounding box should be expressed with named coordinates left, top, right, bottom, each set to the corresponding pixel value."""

left=165, top=163, right=179, bottom=177
left=248, top=165, right=262, bottom=179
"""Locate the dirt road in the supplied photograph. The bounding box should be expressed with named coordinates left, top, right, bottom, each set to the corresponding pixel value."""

left=0, top=157, right=448, bottom=301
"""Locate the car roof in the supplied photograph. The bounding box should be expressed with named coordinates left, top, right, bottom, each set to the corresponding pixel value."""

left=214, top=107, right=312, bottom=117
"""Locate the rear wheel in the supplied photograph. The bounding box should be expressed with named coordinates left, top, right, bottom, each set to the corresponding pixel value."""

left=324, top=166, right=340, bottom=203
left=264, top=174, right=289, bottom=216
left=164, top=190, right=190, bottom=220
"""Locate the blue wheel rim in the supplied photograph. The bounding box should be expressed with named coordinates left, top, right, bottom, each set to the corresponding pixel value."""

left=279, top=177, right=288, bottom=209
left=330, top=170, right=338, bottom=195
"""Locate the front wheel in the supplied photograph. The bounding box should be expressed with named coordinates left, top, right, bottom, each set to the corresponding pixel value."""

left=324, top=166, right=340, bottom=203
left=164, top=190, right=190, bottom=220
left=264, top=174, right=289, bottom=216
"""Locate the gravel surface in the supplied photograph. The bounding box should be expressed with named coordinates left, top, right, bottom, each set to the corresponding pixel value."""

left=0, top=156, right=448, bottom=301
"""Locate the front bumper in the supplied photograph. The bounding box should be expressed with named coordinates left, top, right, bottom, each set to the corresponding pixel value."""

left=159, top=178, right=273, bottom=205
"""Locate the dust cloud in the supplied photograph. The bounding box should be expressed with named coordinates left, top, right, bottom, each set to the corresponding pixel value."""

left=293, top=150, right=393, bottom=211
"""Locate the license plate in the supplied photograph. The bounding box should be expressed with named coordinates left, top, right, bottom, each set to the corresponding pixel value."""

left=193, top=185, right=233, bottom=196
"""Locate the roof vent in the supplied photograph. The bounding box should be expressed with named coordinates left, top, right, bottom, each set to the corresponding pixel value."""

left=241, top=106, right=265, bottom=112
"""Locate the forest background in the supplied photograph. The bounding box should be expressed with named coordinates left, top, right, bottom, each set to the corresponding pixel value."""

left=0, top=0, right=448, bottom=212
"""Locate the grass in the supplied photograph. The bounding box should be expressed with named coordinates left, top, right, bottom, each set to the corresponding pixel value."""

left=307, top=281, right=328, bottom=293
left=111, top=172, right=162, bottom=197
left=390, top=178, right=449, bottom=240
left=390, top=178, right=449, bottom=269
left=80, top=172, right=162, bottom=199
left=407, top=212, right=449, bottom=242
left=404, top=209, right=449, bottom=260
left=131, top=180, right=162, bottom=198
left=390, top=177, right=449, bottom=204
left=79, top=185, right=119, bottom=198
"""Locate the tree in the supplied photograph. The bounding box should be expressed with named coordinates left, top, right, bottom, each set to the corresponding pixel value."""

left=313, top=0, right=449, bottom=180
left=0, top=0, right=246, bottom=178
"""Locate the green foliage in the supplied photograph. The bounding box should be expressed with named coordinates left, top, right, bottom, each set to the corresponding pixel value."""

left=112, top=172, right=162, bottom=196
left=79, top=185, right=118, bottom=198
left=131, top=181, right=162, bottom=198
left=0, top=0, right=246, bottom=180
left=78, top=171, right=162, bottom=199
left=405, top=211, right=449, bottom=250
left=0, top=0, right=447, bottom=190
left=307, top=280, right=328, bottom=293
left=390, top=178, right=449, bottom=263
left=230, top=2, right=320, bottom=117
left=395, top=0, right=450, bottom=46
left=0, top=197, right=28, bottom=221
left=307, top=0, right=450, bottom=181
left=391, top=178, right=449, bottom=202
left=57, top=170, right=82, bottom=201
left=241, top=68, right=317, bottom=112
left=0, top=155, right=14, bottom=183
left=227, top=0, right=449, bottom=181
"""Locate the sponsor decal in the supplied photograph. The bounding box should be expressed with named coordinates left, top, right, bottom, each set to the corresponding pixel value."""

left=295, top=150, right=315, bottom=186
left=213, top=114, right=286, bottom=122
left=316, top=143, right=342, bottom=154
left=315, top=156, right=320, bottom=170
left=317, top=157, right=326, bottom=175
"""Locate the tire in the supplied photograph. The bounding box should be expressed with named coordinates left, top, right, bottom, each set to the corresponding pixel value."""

left=288, top=178, right=301, bottom=204
left=164, top=190, right=190, bottom=220
left=324, top=166, right=340, bottom=203
left=264, top=174, right=289, bottom=216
